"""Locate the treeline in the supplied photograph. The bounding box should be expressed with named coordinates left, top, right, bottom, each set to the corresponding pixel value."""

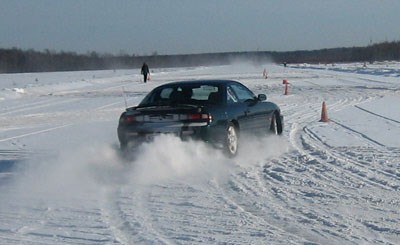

left=1, top=41, right=400, bottom=73
left=274, top=41, right=400, bottom=64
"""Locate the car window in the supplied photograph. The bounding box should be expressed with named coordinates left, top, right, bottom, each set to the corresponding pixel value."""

left=229, top=83, right=255, bottom=102
left=192, top=85, right=218, bottom=100
left=159, top=88, right=173, bottom=99
left=227, top=86, right=238, bottom=104
left=141, top=84, right=221, bottom=105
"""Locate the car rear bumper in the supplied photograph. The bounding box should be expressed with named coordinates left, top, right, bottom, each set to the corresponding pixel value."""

left=118, top=122, right=225, bottom=149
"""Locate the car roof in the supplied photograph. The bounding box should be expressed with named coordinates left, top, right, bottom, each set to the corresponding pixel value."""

left=157, top=79, right=239, bottom=87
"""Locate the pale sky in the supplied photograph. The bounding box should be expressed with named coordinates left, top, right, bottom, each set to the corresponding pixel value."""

left=1, top=0, right=399, bottom=55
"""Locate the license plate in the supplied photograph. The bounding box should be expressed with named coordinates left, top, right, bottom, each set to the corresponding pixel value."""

left=145, top=132, right=178, bottom=141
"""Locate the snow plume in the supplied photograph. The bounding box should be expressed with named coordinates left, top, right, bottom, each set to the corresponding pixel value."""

left=227, top=55, right=274, bottom=67
left=128, top=133, right=290, bottom=185
left=6, top=137, right=229, bottom=201
left=235, top=134, right=290, bottom=167
left=7, top=134, right=289, bottom=202
left=128, top=134, right=231, bottom=185
left=9, top=143, right=125, bottom=202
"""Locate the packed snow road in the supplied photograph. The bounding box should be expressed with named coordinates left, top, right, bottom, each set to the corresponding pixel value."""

left=0, top=62, right=399, bottom=244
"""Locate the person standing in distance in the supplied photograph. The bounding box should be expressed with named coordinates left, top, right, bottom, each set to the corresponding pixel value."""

left=141, top=62, right=150, bottom=83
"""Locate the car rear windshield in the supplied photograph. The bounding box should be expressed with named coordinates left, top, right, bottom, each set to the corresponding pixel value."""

left=140, top=84, right=222, bottom=106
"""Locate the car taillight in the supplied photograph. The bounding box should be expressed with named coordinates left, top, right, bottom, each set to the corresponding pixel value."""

left=187, top=114, right=201, bottom=120
left=187, top=113, right=212, bottom=122
left=121, top=115, right=145, bottom=123
left=124, top=115, right=136, bottom=123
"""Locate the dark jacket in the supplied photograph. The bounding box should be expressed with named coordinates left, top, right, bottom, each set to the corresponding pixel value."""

left=141, top=63, right=149, bottom=74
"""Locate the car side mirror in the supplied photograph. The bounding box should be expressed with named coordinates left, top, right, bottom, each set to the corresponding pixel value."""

left=258, top=94, right=267, bottom=101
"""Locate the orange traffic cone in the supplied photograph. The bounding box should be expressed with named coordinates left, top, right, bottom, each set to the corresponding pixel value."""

left=320, top=101, right=329, bottom=122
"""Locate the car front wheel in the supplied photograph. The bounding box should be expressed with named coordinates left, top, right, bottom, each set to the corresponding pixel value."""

left=225, top=123, right=238, bottom=157
left=270, top=112, right=283, bottom=135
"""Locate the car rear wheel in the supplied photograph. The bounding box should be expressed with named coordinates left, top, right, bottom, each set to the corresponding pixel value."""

left=270, top=112, right=283, bottom=135
left=225, top=123, right=238, bottom=157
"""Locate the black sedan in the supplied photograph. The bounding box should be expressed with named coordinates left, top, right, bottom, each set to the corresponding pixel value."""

left=117, top=80, right=283, bottom=157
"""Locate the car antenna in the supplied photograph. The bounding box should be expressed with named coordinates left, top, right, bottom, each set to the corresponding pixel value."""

left=122, top=86, right=128, bottom=108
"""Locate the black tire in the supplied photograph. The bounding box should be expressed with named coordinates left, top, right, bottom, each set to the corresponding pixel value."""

left=270, top=112, right=283, bottom=135
left=225, top=123, right=239, bottom=157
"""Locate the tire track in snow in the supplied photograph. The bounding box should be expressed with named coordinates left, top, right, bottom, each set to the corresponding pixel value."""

left=103, top=177, right=301, bottom=244
left=302, top=126, right=393, bottom=190
left=100, top=187, right=174, bottom=245
left=0, top=124, right=73, bottom=143
left=222, top=163, right=357, bottom=244
left=217, top=167, right=344, bottom=244
left=0, top=97, right=80, bottom=117
left=300, top=126, right=400, bottom=241
left=236, top=72, right=400, bottom=243
left=261, top=77, right=381, bottom=242
left=354, top=105, right=400, bottom=124
left=0, top=191, right=116, bottom=244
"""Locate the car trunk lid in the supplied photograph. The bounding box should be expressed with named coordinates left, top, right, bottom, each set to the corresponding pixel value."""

left=122, top=105, right=212, bottom=124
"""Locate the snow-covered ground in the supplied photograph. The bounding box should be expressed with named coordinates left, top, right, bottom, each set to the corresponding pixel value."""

left=0, top=61, right=399, bottom=244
